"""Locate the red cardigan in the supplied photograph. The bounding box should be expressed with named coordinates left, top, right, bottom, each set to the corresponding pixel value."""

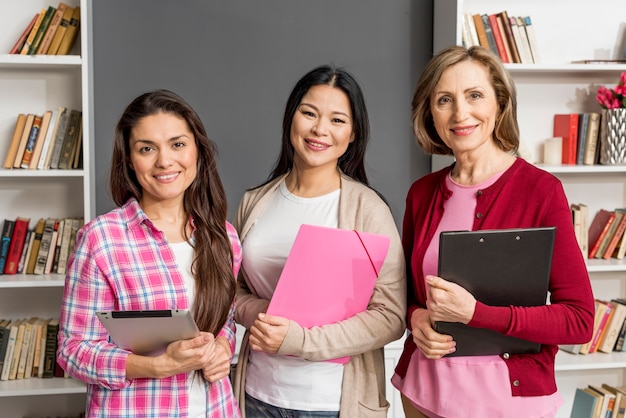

left=395, top=158, right=594, bottom=396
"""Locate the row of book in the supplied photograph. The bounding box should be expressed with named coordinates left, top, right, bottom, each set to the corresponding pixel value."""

left=0, top=317, right=61, bottom=381
left=549, top=113, right=602, bottom=166
left=9, top=2, right=80, bottom=56
left=571, top=383, right=626, bottom=418
left=2, top=108, right=83, bottom=171
left=0, top=217, right=83, bottom=276
left=461, top=11, right=541, bottom=64
left=571, top=205, right=626, bottom=261
left=561, top=298, right=626, bottom=356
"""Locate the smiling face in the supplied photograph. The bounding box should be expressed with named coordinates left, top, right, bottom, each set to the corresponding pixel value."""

left=129, top=111, right=198, bottom=206
left=290, top=84, right=355, bottom=172
left=430, top=60, right=500, bottom=157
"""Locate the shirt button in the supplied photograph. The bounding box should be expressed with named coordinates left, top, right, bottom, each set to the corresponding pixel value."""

left=476, top=213, right=483, bottom=219
left=513, top=380, right=520, bottom=387
left=503, top=353, right=510, bottom=359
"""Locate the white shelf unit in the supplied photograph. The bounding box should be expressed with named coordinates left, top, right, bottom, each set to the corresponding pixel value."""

left=434, top=1, right=626, bottom=417
left=0, top=1, right=92, bottom=417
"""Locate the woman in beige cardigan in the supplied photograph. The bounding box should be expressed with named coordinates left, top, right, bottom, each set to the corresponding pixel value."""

left=232, top=65, right=406, bottom=418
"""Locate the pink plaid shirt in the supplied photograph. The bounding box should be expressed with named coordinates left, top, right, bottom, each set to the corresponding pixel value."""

left=57, top=198, right=242, bottom=417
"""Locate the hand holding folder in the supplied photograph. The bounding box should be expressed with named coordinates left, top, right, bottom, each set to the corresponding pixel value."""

left=266, top=224, right=390, bottom=364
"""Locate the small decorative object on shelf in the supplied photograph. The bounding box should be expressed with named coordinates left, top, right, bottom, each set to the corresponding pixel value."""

left=597, top=72, right=626, bottom=165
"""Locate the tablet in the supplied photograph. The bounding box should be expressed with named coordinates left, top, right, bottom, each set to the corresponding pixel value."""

left=96, top=309, right=200, bottom=356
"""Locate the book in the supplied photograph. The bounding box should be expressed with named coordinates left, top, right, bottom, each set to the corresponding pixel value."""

left=38, top=107, right=66, bottom=170
left=589, top=210, right=616, bottom=259
left=33, top=218, right=57, bottom=275
left=57, top=109, right=82, bottom=169
left=47, top=6, right=74, bottom=55
left=36, top=318, right=51, bottom=378
left=583, top=112, right=601, bottom=165
left=615, top=222, right=626, bottom=260
left=554, top=113, right=579, bottom=165
left=488, top=13, right=510, bottom=63
left=0, top=320, right=11, bottom=378
left=48, top=109, right=71, bottom=169
left=56, top=6, right=80, bottom=55
left=588, top=385, right=617, bottom=418
left=44, top=220, right=61, bottom=274
left=19, top=9, right=46, bottom=55
left=28, top=110, right=53, bottom=169
left=55, top=218, right=74, bottom=275
left=36, top=2, right=69, bottom=55
left=27, top=6, right=57, bottom=55
left=580, top=300, right=609, bottom=355
left=0, top=219, right=16, bottom=275
left=602, top=384, right=626, bottom=418
left=480, top=14, right=500, bottom=59
left=596, top=210, right=624, bottom=259
left=9, top=14, right=39, bottom=54
left=598, top=299, right=626, bottom=353
left=42, top=318, right=59, bottom=378
left=8, top=319, right=26, bottom=379
left=472, top=14, right=489, bottom=50
left=3, top=217, right=30, bottom=275
left=604, top=209, right=626, bottom=260
left=12, top=114, right=35, bottom=169
left=461, top=13, right=478, bottom=48
left=579, top=203, right=589, bottom=259
left=24, top=318, right=44, bottom=378
left=509, top=16, right=530, bottom=64
left=3, top=114, right=27, bottom=169
left=71, top=119, right=84, bottom=169
left=18, top=231, right=34, bottom=274
left=0, top=320, right=20, bottom=381
left=16, top=318, right=36, bottom=379
left=571, top=387, right=599, bottom=418
left=26, top=218, right=46, bottom=274
left=515, top=16, right=535, bottom=64
left=589, top=301, right=614, bottom=354
left=522, top=16, right=541, bottom=64
left=576, top=113, right=590, bottom=165
left=19, top=114, right=43, bottom=169
left=572, top=204, right=584, bottom=257
left=497, top=11, right=519, bottom=64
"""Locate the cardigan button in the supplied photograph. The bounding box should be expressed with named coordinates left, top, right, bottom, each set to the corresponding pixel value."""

left=503, top=353, right=510, bottom=359
left=513, top=380, right=520, bottom=387
left=476, top=190, right=483, bottom=196
left=476, top=213, right=483, bottom=219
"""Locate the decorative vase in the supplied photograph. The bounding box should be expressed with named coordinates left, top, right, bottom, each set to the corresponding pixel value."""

left=599, top=108, right=626, bottom=165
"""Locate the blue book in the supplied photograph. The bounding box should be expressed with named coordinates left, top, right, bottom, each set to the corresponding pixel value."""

left=0, top=219, right=15, bottom=275
left=570, top=388, right=598, bottom=418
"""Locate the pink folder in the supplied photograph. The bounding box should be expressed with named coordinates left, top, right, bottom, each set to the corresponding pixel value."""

left=266, top=224, right=390, bottom=364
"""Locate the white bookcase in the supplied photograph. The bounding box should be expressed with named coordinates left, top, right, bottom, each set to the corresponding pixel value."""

left=434, top=1, right=626, bottom=417
left=0, top=0, right=92, bottom=416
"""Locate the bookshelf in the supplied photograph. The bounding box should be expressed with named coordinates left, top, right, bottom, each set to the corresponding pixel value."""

left=434, top=0, right=626, bottom=417
left=0, top=0, right=91, bottom=416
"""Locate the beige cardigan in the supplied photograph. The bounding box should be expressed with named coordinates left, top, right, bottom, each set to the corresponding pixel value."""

left=232, top=173, right=406, bottom=418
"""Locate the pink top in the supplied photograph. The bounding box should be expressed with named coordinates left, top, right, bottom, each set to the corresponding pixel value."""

left=392, top=172, right=563, bottom=418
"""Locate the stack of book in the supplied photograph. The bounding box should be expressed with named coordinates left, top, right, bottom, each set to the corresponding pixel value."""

left=570, top=384, right=626, bottom=418
left=8, top=2, right=81, bottom=55
left=2, top=108, right=83, bottom=171
left=561, top=298, right=626, bottom=356
left=0, top=217, right=84, bottom=277
left=461, top=11, right=540, bottom=64
left=549, top=113, right=602, bottom=166
left=0, top=317, right=63, bottom=381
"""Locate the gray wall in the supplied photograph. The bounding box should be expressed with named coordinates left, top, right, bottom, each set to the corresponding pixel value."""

left=92, top=0, right=433, bottom=227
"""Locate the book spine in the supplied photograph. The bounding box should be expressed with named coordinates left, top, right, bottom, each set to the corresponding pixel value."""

left=480, top=14, right=500, bottom=58
left=488, top=14, right=509, bottom=63
left=0, top=220, right=16, bottom=275
left=590, top=213, right=616, bottom=259
left=583, top=112, right=601, bottom=165
left=33, top=219, right=56, bottom=275
left=42, top=320, right=59, bottom=378
left=19, top=115, right=43, bottom=169
left=3, top=218, right=29, bottom=275
left=9, top=14, right=39, bottom=54
left=27, top=6, right=56, bottom=55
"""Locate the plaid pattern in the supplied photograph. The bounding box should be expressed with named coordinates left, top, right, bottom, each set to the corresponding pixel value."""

left=58, top=198, right=242, bottom=417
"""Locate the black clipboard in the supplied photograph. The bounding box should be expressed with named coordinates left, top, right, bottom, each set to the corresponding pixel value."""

left=435, top=227, right=556, bottom=357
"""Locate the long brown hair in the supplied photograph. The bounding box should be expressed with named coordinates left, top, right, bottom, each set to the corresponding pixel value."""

left=110, top=89, right=235, bottom=336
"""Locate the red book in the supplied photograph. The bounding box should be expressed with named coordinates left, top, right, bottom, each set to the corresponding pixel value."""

left=554, top=114, right=579, bottom=165
left=589, top=301, right=614, bottom=353
left=9, top=14, right=39, bottom=54
left=488, top=14, right=510, bottom=63
left=589, top=209, right=616, bottom=259
left=3, top=217, right=30, bottom=275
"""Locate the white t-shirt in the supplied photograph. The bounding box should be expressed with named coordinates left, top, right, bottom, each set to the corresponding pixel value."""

left=242, top=181, right=344, bottom=411
left=170, top=240, right=207, bottom=418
